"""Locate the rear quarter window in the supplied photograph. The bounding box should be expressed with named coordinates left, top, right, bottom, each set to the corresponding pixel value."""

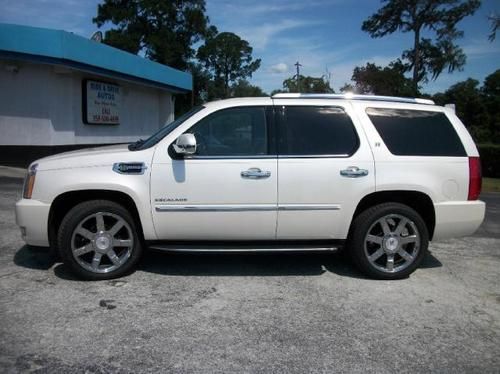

left=366, top=108, right=466, bottom=157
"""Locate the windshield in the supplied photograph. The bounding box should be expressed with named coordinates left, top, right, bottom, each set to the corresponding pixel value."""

left=129, top=106, right=205, bottom=151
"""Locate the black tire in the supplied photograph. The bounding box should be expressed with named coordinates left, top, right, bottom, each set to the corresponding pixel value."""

left=348, top=203, right=429, bottom=280
left=57, top=200, right=143, bottom=280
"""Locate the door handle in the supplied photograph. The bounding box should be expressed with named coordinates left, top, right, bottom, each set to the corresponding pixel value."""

left=340, top=166, right=369, bottom=178
left=241, top=168, right=271, bottom=179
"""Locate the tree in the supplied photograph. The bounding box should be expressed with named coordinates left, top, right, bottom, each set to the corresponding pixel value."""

left=270, top=89, right=286, bottom=96
left=230, top=80, right=267, bottom=98
left=362, top=0, right=480, bottom=94
left=93, top=0, right=215, bottom=71
left=481, top=69, right=500, bottom=143
left=339, top=83, right=355, bottom=93
left=488, top=13, right=500, bottom=41
left=482, top=69, right=500, bottom=97
left=350, top=61, right=415, bottom=96
left=430, top=70, right=500, bottom=144
left=281, top=75, right=334, bottom=93
left=187, top=61, right=213, bottom=105
left=197, top=32, right=261, bottom=98
left=432, top=77, right=494, bottom=142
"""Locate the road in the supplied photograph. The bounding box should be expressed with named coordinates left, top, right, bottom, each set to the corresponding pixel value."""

left=0, top=176, right=499, bottom=373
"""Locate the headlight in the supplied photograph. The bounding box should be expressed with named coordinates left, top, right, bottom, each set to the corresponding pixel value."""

left=23, top=163, right=38, bottom=199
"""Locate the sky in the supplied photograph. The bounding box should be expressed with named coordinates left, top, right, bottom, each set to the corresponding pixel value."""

left=1, top=0, right=499, bottom=95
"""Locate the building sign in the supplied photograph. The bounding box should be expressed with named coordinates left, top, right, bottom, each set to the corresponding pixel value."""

left=83, top=80, right=121, bottom=125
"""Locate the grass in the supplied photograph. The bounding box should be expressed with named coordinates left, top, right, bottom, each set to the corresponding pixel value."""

left=483, top=178, right=500, bottom=193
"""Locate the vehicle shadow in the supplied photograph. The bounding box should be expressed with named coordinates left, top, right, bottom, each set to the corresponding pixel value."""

left=13, top=245, right=58, bottom=271
left=14, top=246, right=443, bottom=281
left=140, top=250, right=339, bottom=277
left=139, top=249, right=442, bottom=279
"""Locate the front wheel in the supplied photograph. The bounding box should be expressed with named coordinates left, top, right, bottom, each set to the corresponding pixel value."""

left=57, top=200, right=143, bottom=280
left=348, top=203, right=429, bottom=280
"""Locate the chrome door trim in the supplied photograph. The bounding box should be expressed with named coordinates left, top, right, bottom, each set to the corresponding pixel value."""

left=182, top=155, right=351, bottom=160
left=155, top=205, right=276, bottom=212
left=278, top=204, right=340, bottom=211
left=278, top=154, right=350, bottom=159
left=155, top=204, right=341, bottom=212
left=184, top=155, right=277, bottom=160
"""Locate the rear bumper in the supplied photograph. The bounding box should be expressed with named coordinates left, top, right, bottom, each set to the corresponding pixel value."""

left=432, top=200, right=485, bottom=241
left=15, top=199, right=50, bottom=247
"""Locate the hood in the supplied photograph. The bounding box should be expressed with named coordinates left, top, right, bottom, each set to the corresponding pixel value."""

left=34, top=144, right=151, bottom=171
left=40, top=144, right=130, bottom=162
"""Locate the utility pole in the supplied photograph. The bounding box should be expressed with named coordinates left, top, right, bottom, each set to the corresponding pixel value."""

left=294, top=61, right=302, bottom=92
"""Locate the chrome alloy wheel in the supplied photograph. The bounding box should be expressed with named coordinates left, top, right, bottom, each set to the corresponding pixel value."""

left=364, top=214, right=420, bottom=274
left=71, top=212, right=134, bottom=274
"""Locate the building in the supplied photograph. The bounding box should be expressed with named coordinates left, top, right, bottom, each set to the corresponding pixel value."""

left=0, top=23, right=192, bottom=166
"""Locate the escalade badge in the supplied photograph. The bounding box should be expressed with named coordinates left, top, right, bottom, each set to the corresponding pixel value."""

left=155, top=198, right=187, bottom=203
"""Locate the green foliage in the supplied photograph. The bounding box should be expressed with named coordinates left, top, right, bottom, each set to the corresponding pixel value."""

left=483, top=69, right=500, bottom=96
left=433, top=78, right=490, bottom=141
left=482, top=70, right=500, bottom=145
left=93, top=0, right=214, bottom=71
left=230, top=80, right=267, bottom=98
left=197, top=32, right=261, bottom=98
left=362, top=0, right=481, bottom=93
left=187, top=61, right=212, bottom=105
left=281, top=75, right=334, bottom=93
left=477, top=144, right=500, bottom=178
left=489, top=13, right=500, bottom=41
left=339, top=83, right=355, bottom=93
left=433, top=70, right=500, bottom=144
left=402, top=37, right=466, bottom=84
left=349, top=61, right=415, bottom=96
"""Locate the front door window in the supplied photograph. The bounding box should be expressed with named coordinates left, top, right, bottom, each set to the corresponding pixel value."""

left=186, top=106, right=269, bottom=156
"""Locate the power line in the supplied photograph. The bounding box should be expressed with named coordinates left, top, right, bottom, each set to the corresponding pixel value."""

left=294, top=61, right=302, bottom=92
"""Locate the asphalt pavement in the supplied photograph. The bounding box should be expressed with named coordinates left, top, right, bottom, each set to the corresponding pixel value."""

left=0, top=176, right=499, bottom=373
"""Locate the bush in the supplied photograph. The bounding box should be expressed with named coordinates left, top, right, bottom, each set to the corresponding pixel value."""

left=478, top=144, right=500, bottom=178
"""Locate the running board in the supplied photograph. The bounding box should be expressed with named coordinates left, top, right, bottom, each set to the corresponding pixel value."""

left=148, top=241, right=343, bottom=253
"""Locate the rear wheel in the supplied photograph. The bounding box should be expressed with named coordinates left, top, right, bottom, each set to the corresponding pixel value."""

left=57, top=200, right=143, bottom=280
left=348, top=203, right=428, bottom=280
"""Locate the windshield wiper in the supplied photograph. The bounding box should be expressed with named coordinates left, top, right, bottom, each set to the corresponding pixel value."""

left=128, top=138, right=145, bottom=151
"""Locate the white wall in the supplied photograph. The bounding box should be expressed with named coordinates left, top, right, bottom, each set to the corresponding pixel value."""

left=0, top=61, right=174, bottom=145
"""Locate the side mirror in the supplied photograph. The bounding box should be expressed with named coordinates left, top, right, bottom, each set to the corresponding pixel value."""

left=173, top=133, right=197, bottom=155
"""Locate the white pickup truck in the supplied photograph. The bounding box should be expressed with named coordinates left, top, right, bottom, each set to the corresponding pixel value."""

left=16, top=93, right=485, bottom=280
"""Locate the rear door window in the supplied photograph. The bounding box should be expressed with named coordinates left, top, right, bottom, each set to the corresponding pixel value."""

left=278, top=106, right=359, bottom=156
left=366, top=108, right=466, bottom=157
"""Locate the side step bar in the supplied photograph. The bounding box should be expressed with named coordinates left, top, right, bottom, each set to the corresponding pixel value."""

left=148, top=241, right=343, bottom=254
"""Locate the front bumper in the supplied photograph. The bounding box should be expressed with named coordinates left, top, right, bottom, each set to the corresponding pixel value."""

left=432, top=200, right=486, bottom=241
left=15, top=199, right=51, bottom=247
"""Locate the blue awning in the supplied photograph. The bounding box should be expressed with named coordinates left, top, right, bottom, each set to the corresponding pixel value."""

left=0, top=23, right=192, bottom=93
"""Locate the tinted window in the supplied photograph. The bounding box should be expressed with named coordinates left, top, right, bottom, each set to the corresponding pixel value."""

left=366, top=108, right=466, bottom=156
left=132, top=106, right=204, bottom=150
left=279, top=106, right=359, bottom=156
left=187, top=107, right=268, bottom=156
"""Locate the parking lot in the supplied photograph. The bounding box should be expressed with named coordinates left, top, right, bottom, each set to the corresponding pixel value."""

left=0, top=175, right=499, bottom=373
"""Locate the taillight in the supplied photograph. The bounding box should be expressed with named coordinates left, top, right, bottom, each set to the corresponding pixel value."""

left=468, top=157, right=481, bottom=200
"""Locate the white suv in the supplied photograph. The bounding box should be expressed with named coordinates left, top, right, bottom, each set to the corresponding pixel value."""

left=15, top=93, right=485, bottom=280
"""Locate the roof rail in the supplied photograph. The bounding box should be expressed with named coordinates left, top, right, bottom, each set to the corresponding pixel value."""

left=271, top=93, right=435, bottom=105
